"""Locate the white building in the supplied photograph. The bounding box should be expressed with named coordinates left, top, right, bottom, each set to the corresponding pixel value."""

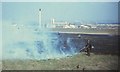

left=51, top=18, right=71, bottom=28
left=80, top=25, right=91, bottom=29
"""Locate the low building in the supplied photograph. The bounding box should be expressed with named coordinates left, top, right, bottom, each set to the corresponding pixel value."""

left=80, top=25, right=91, bottom=29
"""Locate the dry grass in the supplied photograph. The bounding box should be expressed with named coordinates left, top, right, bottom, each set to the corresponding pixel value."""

left=2, top=52, right=118, bottom=70
left=0, top=61, right=2, bottom=71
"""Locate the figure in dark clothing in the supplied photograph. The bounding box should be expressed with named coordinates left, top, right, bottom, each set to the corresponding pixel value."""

left=84, top=40, right=92, bottom=56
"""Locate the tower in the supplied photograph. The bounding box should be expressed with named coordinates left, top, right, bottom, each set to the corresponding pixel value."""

left=39, top=9, right=42, bottom=28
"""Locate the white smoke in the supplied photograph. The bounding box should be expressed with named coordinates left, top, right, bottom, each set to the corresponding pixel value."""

left=2, top=21, right=85, bottom=60
left=0, top=20, right=2, bottom=60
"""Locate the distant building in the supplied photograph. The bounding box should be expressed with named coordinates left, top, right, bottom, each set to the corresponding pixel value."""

left=80, top=25, right=91, bottom=29
left=51, top=18, right=71, bottom=28
left=63, top=24, right=76, bottom=28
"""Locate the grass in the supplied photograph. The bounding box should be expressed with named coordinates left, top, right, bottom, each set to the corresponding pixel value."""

left=2, top=52, right=118, bottom=70
left=0, top=61, right=1, bottom=71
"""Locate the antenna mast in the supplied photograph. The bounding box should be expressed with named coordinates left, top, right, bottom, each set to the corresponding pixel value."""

left=39, top=9, right=42, bottom=28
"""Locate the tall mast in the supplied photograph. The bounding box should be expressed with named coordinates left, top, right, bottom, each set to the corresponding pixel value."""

left=39, top=9, right=42, bottom=28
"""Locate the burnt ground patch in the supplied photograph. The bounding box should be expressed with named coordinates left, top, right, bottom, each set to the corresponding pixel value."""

left=58, top=33, right=119, bottom=55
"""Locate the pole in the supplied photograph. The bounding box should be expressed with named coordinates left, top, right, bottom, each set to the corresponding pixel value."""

left=80, top=47, right=86, bottom=52
left=39, top=9, right=42, bottom=28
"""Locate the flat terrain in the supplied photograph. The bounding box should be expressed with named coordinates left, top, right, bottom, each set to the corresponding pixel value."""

left=50, top=28, right=119, bottom=35
left=2, top=52, right=118, bottom=70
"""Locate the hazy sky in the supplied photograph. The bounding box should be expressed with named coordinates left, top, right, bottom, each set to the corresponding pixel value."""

left=2, top=2, right=118, bottom=24
left=1, top=0, right=120, bottom=2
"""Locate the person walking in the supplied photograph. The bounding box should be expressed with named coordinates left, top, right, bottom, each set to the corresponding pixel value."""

left=84, top=40, right=92, bottom=56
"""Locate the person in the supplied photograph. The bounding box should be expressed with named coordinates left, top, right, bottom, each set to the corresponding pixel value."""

left=84, top=40, right=92, bottom=56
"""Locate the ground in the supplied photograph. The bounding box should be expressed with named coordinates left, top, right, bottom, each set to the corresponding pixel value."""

left=2, top=52, right=118, bottom=70
left=0, top=61, right=2, bottom=71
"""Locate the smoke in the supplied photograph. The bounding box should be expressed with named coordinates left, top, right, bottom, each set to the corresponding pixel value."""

left=0, top=20, right=2, bottom=60
left=2, top=21, right=85, bottom=60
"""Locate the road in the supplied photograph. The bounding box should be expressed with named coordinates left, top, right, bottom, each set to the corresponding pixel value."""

left=48, top=28, right=118, bottom=35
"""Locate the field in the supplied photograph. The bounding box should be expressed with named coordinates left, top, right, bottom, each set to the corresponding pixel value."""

left=0, top=61, right=1, bottom=71
left=2, top=52, right=118, bottom=70
left=2, top=23, right=119, bottom=70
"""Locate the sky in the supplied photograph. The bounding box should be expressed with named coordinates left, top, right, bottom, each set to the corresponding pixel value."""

left=2, top=2, right=118, bottom=24
left=1, top=0, right=120, bottom=2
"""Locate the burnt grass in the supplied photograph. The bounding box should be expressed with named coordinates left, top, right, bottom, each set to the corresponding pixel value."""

left=57, top=33, right=119, bottom=55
